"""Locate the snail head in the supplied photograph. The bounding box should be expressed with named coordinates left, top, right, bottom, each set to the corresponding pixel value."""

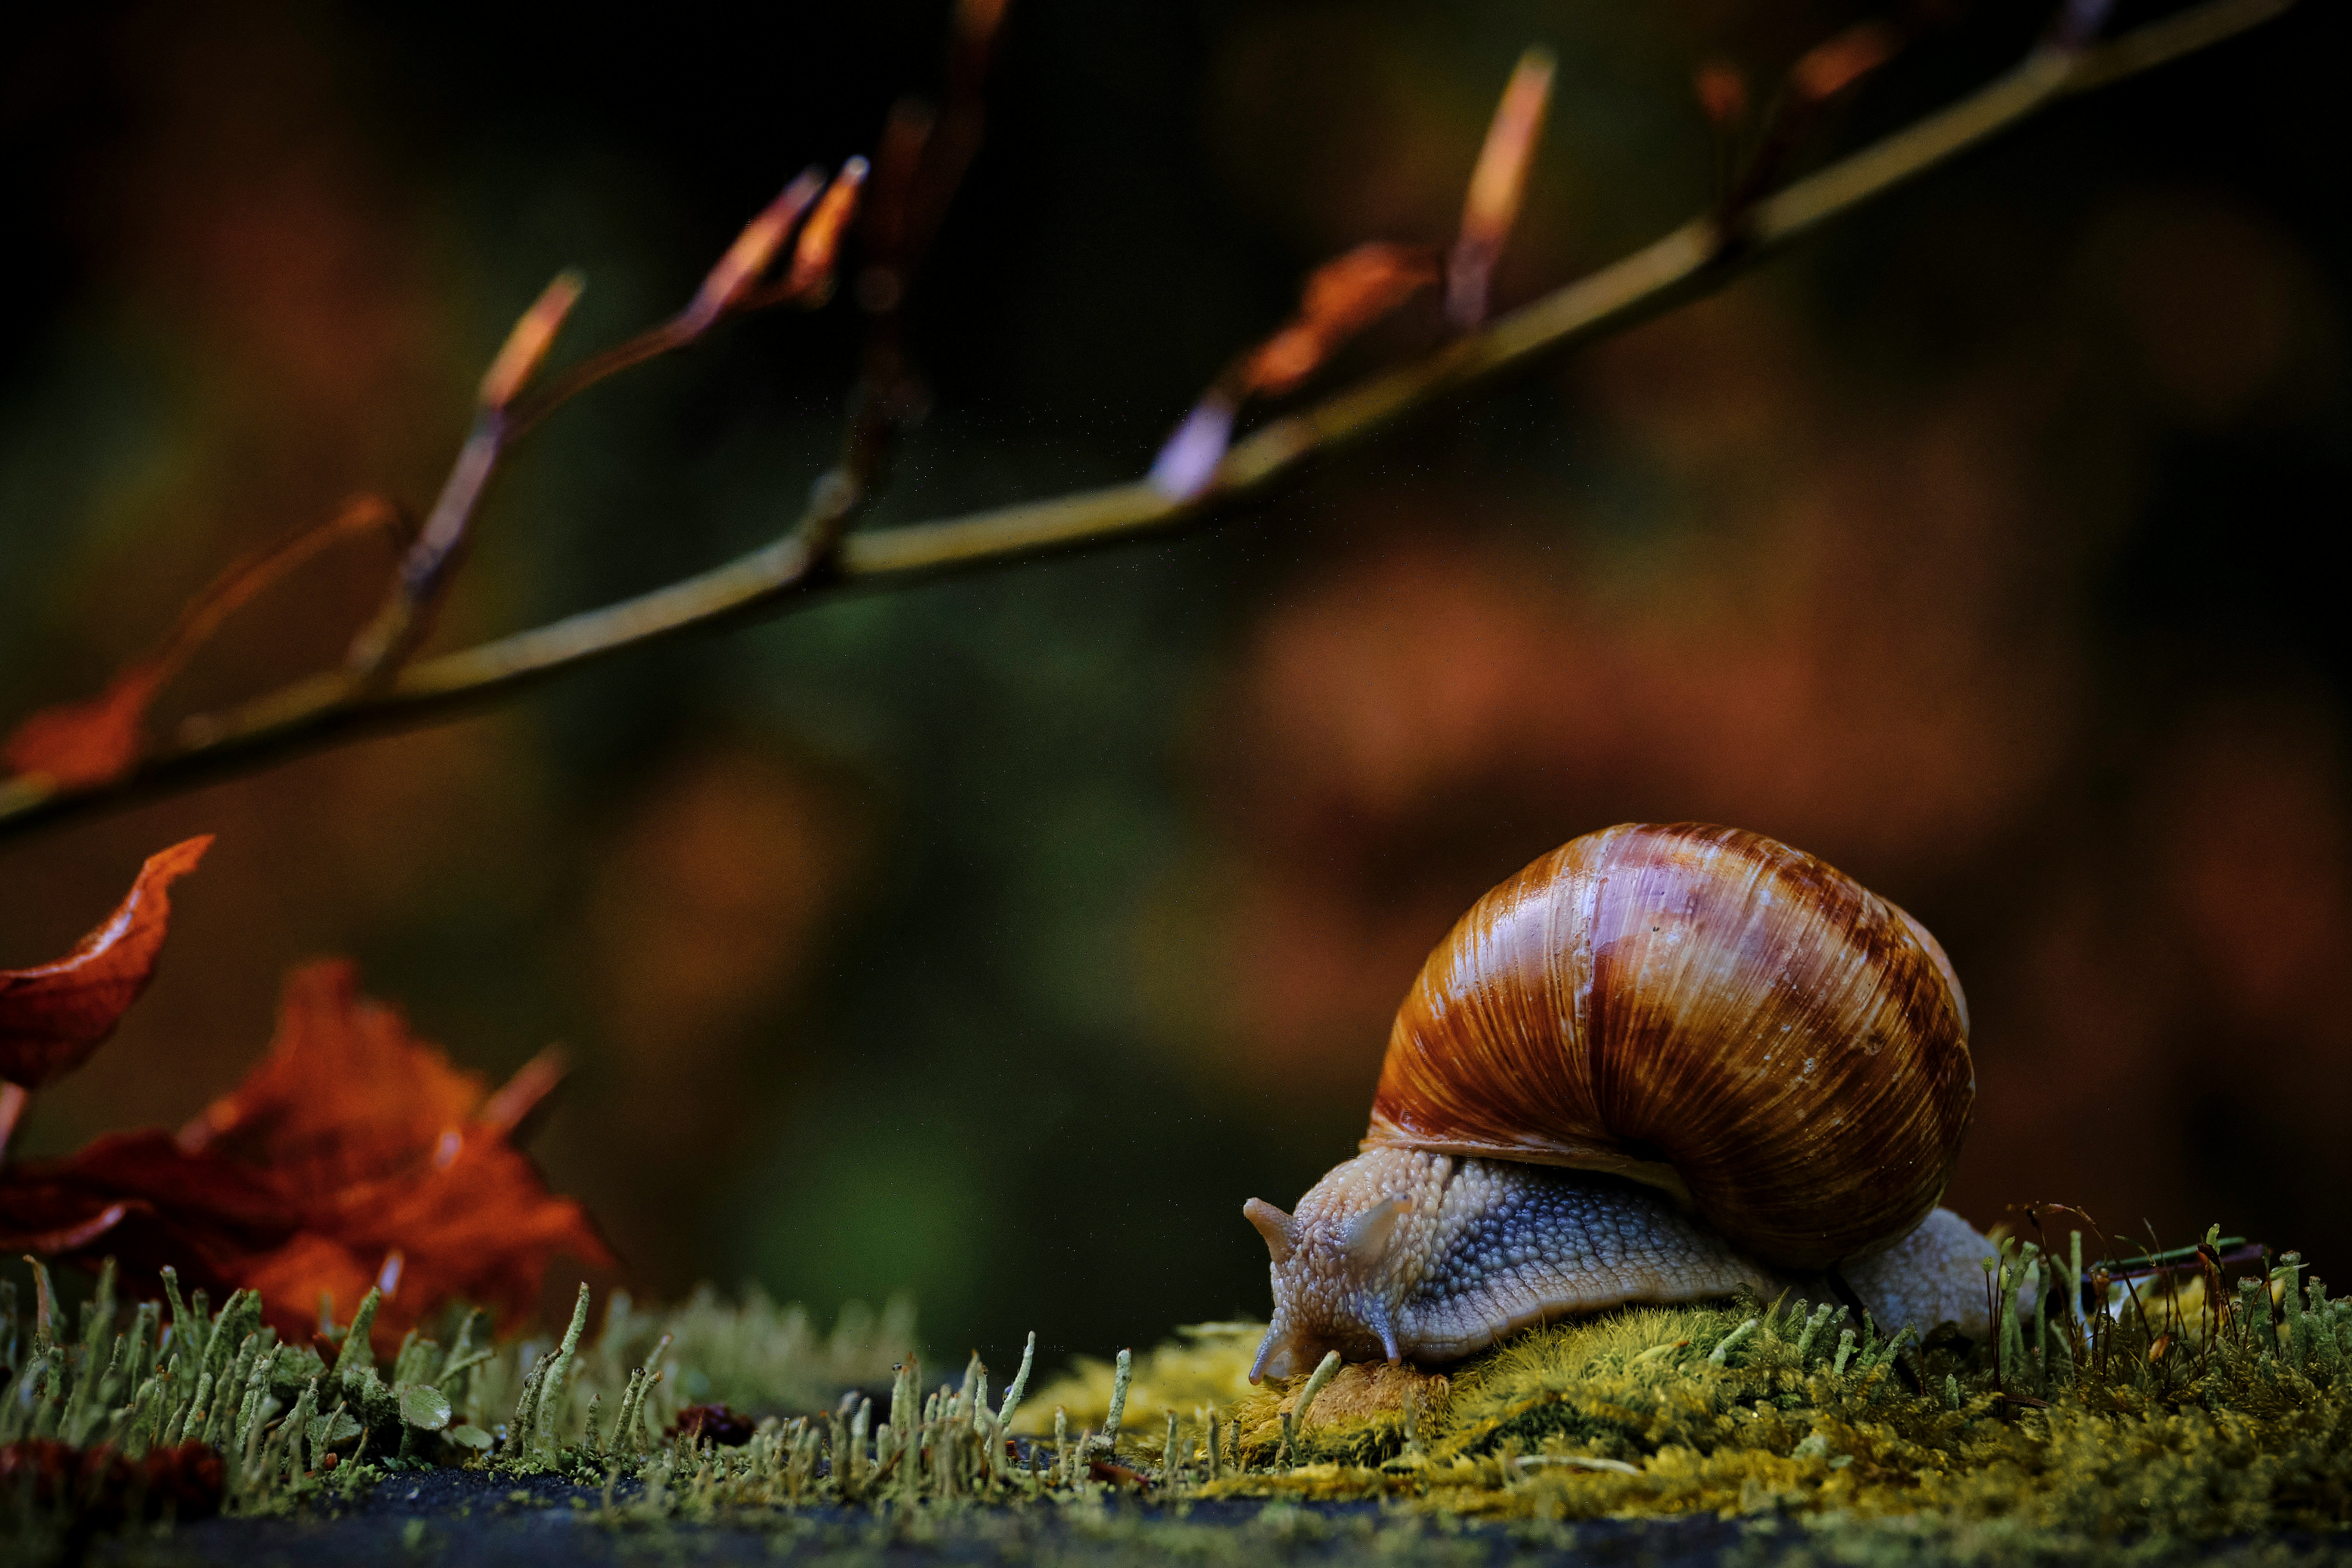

left=1242, top=1148, right=1442, bottom=1382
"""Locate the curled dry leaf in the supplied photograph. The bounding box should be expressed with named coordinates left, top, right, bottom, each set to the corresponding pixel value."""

left=0, top=960, right=609, bottom=1351
left=2, top=497, right=405, bottom=792
left=0, top=664, right=168, bottom=792
left=0, top=836, right=211, bottom=1090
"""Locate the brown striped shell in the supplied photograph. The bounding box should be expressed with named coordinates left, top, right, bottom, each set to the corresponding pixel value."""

left=1362, top=822, right=1973, bottom=1270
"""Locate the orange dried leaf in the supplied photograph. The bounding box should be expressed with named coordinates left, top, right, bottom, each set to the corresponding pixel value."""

left=1, top=959, right=607, bottom=1351
left=178, top=960, right=486, bottom=1180
left=1, top=663, right=167, bottom=790
left=0, top=1129, right=290, bottom=1281
left=177, top=960, right=609, bottom=1345
left=0, top=837, right=211, bottom=1091
left=2, top=495, right=404, bottom=793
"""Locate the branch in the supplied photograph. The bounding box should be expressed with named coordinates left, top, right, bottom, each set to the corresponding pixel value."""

left=0, top=0, right=2293, bottom=844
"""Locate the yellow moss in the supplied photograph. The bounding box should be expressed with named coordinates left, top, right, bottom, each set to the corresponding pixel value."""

left=485, top=1236, right=2352, bottom=1545
left=1014, top=1321, right=1261, bottom=1441
left=1222, top=1359, right=1444, bottom=1468
left=1431, top=1301, right=1758, bottom=1465
left=1119, top=1276, right=2352, bottom=1538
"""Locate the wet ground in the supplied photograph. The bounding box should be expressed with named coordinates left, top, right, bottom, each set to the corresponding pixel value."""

left=29, top=1468, right=2350, bottom=1567
left=56, top=1466, right=1752, bottom=1568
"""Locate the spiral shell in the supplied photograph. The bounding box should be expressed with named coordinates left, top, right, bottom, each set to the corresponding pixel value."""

left=1362, top=822, right=1973, bottom=1269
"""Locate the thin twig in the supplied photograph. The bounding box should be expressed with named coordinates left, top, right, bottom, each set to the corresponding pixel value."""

left=343, top=271, right=586, bottom=684
left=0, top=0, right=2294, bottom=844
left=506, top=168, right=830, bottom=437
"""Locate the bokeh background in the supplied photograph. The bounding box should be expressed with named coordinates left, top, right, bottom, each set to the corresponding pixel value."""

left=1, top=0, right=2343, bottom=1372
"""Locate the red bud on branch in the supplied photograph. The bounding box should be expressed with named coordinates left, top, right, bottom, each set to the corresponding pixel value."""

left=478, top=270, right=586, bottom=412
left=788, top=157, right=872, bottom=302
left=1448, top=45, right=1555, bottom=330
left=680, top=169, right=827, bottom=335
left=1695, top=60, right=1750, bottom=127
left=1152, top=242, right=1439, bottom=499
left=1246, top=243, right=1442, bottom=398
left=1790, top=21, right=1900, bottom=104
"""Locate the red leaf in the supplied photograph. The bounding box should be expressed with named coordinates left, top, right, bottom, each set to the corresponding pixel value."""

left=0, top=836, right=211, bottom=1090
left=0, top=1130, right=295, bottom=1283
left=0, top=663, right=167, bottom=790
left=0, top=960, right=610, bottom=1351
left=3, top=495, right=404, bottom=793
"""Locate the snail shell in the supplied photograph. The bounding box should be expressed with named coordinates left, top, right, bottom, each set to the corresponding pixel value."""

left=1366, top=821, right=1972, bottom=1269
left=1244, top=822, right=1985, bottom=1379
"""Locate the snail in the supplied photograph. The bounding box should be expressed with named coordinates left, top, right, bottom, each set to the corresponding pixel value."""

left=1243, top=821, right=2002, bottom=1381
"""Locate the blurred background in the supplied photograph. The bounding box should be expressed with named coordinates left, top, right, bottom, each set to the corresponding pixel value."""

left=0, top=0, right=2343, bottom=1372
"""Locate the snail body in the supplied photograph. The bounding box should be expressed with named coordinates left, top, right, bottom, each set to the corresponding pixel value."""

left=1244, top=822, right=1993, bottom=1381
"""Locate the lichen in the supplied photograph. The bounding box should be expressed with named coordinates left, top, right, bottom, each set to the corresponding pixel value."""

left=12, top=1228, right=2352, bottom=1560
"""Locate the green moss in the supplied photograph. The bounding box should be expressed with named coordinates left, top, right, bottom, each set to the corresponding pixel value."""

left=1018, top=1322, right=1259, bottom=1442
left=15, top=1233, right=2352, bottom=1555
left=1199, top=1260, right=2352, bottom=1540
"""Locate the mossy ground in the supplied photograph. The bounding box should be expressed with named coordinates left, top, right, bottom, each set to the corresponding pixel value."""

left=15, top=1241, right=2352, bottom=1563
left=1020, top=1254, right=2352, bottom=1542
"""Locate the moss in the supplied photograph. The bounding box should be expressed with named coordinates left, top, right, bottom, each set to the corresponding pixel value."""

left=1018, top=1322, right=1260, bottom=1445
left=17, top=1230, right=2352, bottom=1556
left=1154, top=1254, right=2352, bottom=1541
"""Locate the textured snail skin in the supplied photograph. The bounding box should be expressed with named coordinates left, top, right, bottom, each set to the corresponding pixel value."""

left=1246, top=1149, right=1998, bottom=1381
